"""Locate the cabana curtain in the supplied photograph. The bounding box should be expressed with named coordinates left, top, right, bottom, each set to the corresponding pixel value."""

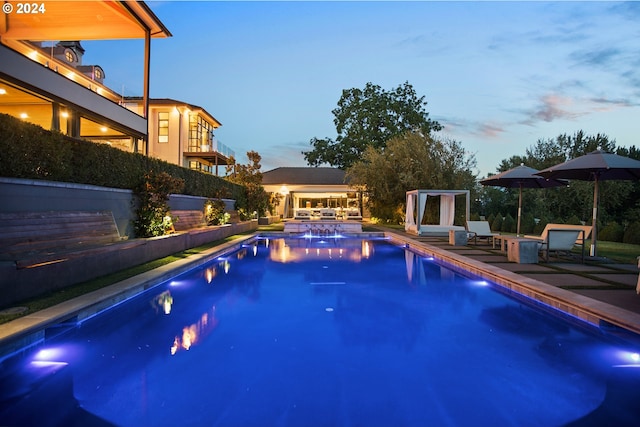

left=405, top=189, right=470, bottom=235
left=439, top=194, right=455, bottom=226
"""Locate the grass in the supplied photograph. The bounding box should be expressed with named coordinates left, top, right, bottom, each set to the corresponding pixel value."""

left=589, top=240, right=640, bottom=264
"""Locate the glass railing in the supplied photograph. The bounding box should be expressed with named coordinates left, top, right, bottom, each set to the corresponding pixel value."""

left=187, top=138, right=234, bottom=158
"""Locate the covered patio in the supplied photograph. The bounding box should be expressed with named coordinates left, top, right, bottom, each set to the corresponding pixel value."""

left=262, top=167, right=366, bottom=220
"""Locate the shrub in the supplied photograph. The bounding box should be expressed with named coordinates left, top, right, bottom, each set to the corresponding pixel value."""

left=133, top=171, right=185, bottom=237
left=623, top=221, right=640, bottom=245
left=204, top=199, right=230, bottom=225
left=566, top=215, right=582, bottom=225
left=599, top=221, right=624, bottom=243
left=0, top=113, right=73, bottom=180
left=0, top=113, right=246, bottom=205
left=502, top=213, right=516, bottom=233
left=491, top=213, right=503, bottom=232
left=533, top=217, right=550, bottom=235
left=520, top=213, right=536, bottom=234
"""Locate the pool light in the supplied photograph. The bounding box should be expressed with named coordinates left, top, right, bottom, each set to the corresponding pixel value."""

left=34, top=347, right=64, bottom=361
left=472, top=280, right=489, bottom=287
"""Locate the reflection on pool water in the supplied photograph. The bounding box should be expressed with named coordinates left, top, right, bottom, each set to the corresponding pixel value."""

left=1, top=236, right=639, bottom=427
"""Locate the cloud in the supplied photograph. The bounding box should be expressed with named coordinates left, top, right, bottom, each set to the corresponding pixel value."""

left=476, top=123, right=506, bottom=138
left=569, top=47, right=621, bottom=67
left=531, top=94, right=581, bottom=123
left=519, top=93, right=636, bottom=127
left=589, top=97, right=635, bottom=111
left=439, top=117, right=505, bottom=140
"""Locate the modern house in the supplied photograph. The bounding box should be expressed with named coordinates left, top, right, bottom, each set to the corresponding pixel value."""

left=0, top=1, right=171, bottom=154
left=262, top=167, right=367, bottom=219
left=124, top=98, right=233, bottom=175
left=0, top=1, right=233, bottom=176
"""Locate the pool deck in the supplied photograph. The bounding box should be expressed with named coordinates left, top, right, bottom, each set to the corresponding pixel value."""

left=2, top=228, right=640, bottom=359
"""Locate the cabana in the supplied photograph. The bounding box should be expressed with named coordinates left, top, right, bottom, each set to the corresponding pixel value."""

left=405, top=189, right=470, bottom=236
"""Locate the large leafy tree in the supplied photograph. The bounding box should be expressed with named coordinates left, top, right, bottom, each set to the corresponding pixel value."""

left=303, top=82, right=442, bottom=169
left=346, top=131, right=476, bottom=222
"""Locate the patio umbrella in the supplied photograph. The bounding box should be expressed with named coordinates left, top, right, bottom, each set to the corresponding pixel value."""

left=535, top=149, right=640, bottom=257
left=480, top=164, right=568, bottom=236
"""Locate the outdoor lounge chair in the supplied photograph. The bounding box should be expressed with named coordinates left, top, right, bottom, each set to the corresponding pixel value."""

left=466, top=220, right=499, bottom=245
left=525, top=223, right=592, bottom=245
left=294, top=209, right=312, bottom=220
left=532, top=229, right=584, bottom=262
left=345, top=208, right=362, bottom=220
left=320, top=208, right=337, bottom=220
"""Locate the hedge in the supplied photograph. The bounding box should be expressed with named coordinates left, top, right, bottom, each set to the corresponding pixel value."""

left=0, top=113, right=246, bottom=204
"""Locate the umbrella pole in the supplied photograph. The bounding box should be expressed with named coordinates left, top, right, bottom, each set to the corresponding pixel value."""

left=517, top=184, right=523, bottom=236
left=591, top=176, right=599, bottom=257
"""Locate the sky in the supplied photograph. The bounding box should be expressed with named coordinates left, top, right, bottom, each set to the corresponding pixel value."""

left=82, top=1, right=640, bottom=177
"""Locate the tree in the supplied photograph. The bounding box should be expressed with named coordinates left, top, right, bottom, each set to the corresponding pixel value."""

left=303, top=82, right=442, bottom=169
left=345, top=131, right=476, bottom=222
left=225, top=151, right=270, bottom=218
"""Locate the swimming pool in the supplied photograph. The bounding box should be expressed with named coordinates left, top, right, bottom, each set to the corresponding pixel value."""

left=1, top=236, right=639, bottom=427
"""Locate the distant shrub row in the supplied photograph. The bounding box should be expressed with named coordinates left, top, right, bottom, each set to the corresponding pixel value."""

left=0, top=113, right=246, bottom=204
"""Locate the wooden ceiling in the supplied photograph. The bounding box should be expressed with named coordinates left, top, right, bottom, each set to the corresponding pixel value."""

left=1, top=1, right=171, bottom=40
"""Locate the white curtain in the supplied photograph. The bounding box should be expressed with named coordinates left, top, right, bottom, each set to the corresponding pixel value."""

left=419, top=192, right=428, bottom=227
left=439, top=194, right=455, bottom=226
left=405, top=193, right=415, bottom=227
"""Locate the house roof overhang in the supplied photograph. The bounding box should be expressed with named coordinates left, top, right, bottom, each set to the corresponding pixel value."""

left=0, top=1, right=171, bottom=41
left=126, top=97, right=222, bottom=128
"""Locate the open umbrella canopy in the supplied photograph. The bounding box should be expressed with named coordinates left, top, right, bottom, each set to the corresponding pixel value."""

left=535, top=149, right=640, bottom=257
left=480, top=164, right=568, bottom=235
left=534, top=149, right=640, bottom=181
left=481, top=164, right=568, bottom=189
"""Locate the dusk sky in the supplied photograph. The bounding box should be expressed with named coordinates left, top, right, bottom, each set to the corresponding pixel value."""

left=83, top=1, right=640, bottom=177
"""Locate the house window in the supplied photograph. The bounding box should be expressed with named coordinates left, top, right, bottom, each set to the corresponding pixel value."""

left=158, top=112, right=169, bottom=143
left=188, top=115, right=215, bottom=151
left=64, top=49, right=76, bottom=63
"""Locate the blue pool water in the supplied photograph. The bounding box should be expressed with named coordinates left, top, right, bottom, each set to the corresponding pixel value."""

left=1, top=236, right=639, bottom=427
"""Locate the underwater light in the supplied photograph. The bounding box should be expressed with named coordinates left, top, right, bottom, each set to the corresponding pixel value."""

left=34, top=347, right=65, bottom=361
left=472, top=280, right=489, bottom=286
left=611, top=349, right=640, bottom=366
left=31, top=361, right=68, bottom=368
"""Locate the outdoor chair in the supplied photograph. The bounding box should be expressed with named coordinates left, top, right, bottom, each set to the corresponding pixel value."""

left=320, top=208, right=337, bottom=220
left=466, top=220, right=499, bottom=245
left=294, top=209, right=312, bottom=220
left=534, top=229, right=584, bottom=263
left=345, top=208, right=362, bottom=220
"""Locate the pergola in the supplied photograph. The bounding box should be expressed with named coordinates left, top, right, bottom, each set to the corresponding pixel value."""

left=405, top=189, right=470, bottom=236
